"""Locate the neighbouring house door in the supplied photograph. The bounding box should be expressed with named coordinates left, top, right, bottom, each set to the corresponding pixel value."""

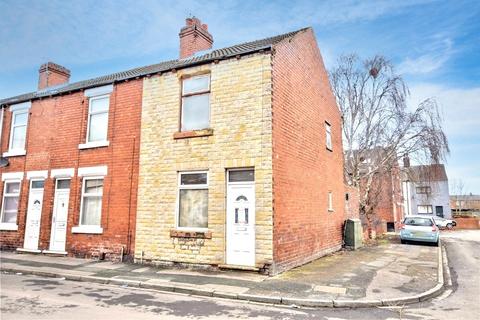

left=49, top=179, right=70, bottom=252
left=436, top=206, right=444, bottom=217
left=226, top=169, right=255, bottom=266
left=23, top=180, right=45, bottom=251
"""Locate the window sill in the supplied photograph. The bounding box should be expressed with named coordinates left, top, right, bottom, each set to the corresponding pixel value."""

left=0, top=223, right=18, bottom=231
left=170, top=229, right=212, bottom=239
left=173, top=128, right=213, bottom=139
left=78, top=141, right=110, bottom=150
left=72, top=225, right=103, bottom=234
left=2, top=150, right=26, bottom=157
left=328, top=209, right=335, bottom=213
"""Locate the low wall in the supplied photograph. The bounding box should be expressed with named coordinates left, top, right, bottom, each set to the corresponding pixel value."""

left=455, top=217, right=480, bottom=229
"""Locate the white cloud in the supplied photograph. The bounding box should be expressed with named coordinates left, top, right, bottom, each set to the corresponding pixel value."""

left=408, top=84, right=480, bottom=138
left=398, top=37, right=454, bottom=75
left=408, top=84, right=480, bottom=192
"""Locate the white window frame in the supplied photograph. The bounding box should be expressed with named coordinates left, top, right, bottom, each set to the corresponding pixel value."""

left=79, top=93, right=110, bottom=149
left=328, top=191, right=334, bottom=212
left=176, top=171, right=209, bottom=231
left=72, top=176, right=104, bottom=234
left=0, top=180, right=21, bottom=230
left=181, top=74, right=211, bottom=132
left=325, top=122, right=332, bottom=151
left=4, top=104, right=30, bottom=157
left=417, top=205, right=433, bottom=215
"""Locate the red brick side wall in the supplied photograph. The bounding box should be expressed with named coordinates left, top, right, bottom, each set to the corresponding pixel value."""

left=0, top=80, right=141, bottom=260
left=271, top=28, right=346, bottom=273
left=345, top=185, right=360, bottom=220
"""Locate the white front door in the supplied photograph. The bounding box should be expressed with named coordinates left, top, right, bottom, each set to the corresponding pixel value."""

left=49, top=179, right=70, bottom=252
left=23, top=180, right=45, bottom=250
left=226, top=169, right=255, bottom=266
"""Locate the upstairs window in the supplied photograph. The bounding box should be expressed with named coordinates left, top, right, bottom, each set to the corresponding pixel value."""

left=181, top=74, right=210, bottom=131
left=9, top=109, right=29, bottom=153
left=1, top=181, right=21, bottom=224
left=325, top=122, right=332, bottom=151
left=87, top=95, right=109, bottom=143
left=416, top=186, right=431, bottom=194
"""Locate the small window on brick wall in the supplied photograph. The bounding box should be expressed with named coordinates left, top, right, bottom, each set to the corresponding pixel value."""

left=181, top=74, right=210, bottom=131
left=325, top=122, right=332, bottom=151
left=328, top=191, right=334, bottom=212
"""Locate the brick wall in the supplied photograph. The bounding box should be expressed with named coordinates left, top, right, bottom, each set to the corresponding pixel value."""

left=0, top=80, right=141, bottom=260
left=345, top=185, right=360, bottom=220
left=271, top=28, right=346, bottom=273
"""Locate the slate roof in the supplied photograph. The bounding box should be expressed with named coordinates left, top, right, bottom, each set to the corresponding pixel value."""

left=405, top=164, right=448, bottom=182
left=0, top=28, right=309, bottom=107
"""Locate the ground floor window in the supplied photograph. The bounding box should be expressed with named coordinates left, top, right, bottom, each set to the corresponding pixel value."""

left=1, top=181, right=21, bottom=224
left=417, top=205, right=433, bottom=214
left=178, top=171, right=208, bottom=229
left=79, top=177, right=104, bottom=226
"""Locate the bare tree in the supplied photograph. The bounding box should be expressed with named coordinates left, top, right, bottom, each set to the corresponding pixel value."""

left=450, top=178, right=467, bottom=214
left=329, top=54, right=449, bottom=232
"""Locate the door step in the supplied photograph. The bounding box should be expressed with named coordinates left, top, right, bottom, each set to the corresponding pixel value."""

left=42, top=250, right=68, bottom=256
left=16, top=248, right=42, bottom=254
left=218, top=264, right=259, bottom=272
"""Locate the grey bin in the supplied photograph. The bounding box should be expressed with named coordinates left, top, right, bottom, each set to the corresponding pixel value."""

left=344, top=219, right=363, bottom=250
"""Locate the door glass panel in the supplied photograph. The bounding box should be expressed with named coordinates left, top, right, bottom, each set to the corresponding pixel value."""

left=229, top=170, right=254, bottom=182
left=31, top=180, right=45, bottom=189
left=56, top=180, right=70, bottom=189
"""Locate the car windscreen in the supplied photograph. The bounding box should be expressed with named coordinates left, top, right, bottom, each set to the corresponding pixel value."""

left=404, top=218, right=433, bottom=226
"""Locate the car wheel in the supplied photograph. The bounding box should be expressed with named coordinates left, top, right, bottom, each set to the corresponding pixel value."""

left=446, top=223, right=453, bottom=229
left=434, top=240, right=439, bottom=247
left=401, top=239, right=406, bottom=244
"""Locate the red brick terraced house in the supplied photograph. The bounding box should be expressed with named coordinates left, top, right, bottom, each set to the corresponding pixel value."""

left=0, top=63, right=143, bottom=260
left=0, top=18, right=347, bottom=273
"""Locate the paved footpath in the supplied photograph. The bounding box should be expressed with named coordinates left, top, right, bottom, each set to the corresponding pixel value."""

left=0, top=236, right=441, bottom=307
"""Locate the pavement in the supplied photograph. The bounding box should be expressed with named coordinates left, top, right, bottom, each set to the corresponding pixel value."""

left=0, top=235, right=444, bottom=308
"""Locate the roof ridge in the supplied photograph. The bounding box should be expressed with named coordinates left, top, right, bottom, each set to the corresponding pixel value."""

left=1, top=27, right=308, bottom=106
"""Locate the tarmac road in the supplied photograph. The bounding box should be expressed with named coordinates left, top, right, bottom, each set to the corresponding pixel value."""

left=1, top=230, right=478, bottom=320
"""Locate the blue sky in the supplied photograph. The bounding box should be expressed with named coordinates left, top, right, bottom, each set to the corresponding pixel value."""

left=1, top=0, right=479, bottom=193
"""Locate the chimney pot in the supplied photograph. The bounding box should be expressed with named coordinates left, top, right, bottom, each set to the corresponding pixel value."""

left=179, top=16, right=213, bottom=59
left=38, top=62, right=71, bottom=90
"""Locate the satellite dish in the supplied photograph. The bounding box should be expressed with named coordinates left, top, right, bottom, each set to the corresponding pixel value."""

left=0, top=157, right=9, bottom=168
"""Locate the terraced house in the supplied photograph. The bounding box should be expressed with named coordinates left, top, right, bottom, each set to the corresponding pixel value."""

left=0, top=62, right=142, bottom=260
left=136, top=18, right=346, bottom=274
left=0, top=18, right=346, bottom=274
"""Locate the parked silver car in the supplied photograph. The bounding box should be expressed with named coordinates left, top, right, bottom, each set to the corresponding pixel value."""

left=400, top=216, right=439, bottom=246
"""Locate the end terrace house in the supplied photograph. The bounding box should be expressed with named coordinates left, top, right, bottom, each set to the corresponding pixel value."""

left=0, top=62, right=143, bottom=260
left=135, top=18, right=346, bottom=274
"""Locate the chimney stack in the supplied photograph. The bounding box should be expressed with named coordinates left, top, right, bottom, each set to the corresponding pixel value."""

left=38, top=62, right=71, bottom=90
left=403, top=155, right=410, bottom=168
left=179, top=17, right=213, bottom=59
